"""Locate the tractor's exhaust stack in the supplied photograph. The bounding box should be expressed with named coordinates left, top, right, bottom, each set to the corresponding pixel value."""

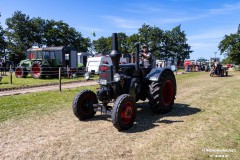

left=110, top=33, right=121, bottom=73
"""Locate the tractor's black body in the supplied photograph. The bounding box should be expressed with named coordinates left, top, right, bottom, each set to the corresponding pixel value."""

left=73, top=33, right=177, bottom=131
left=210, top=64, right=228, bottom=77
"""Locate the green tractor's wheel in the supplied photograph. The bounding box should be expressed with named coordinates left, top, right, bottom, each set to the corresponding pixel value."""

left=15, top=66, right=28, bottom=78
left=72, top=90, right=97, bottom=120
left=112, top=94, right=137, bottom=131
left=31, top=62, right=46, bottom=79
left=148, top=72, right=176, bottom=114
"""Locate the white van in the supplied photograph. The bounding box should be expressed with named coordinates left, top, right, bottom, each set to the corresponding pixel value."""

left=86, top=56, right=127, bottom=74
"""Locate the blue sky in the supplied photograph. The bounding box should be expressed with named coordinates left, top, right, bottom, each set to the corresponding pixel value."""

left=1, top=0, right=240, bottom=60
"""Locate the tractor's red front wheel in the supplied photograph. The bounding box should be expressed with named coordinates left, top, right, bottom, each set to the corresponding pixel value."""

left=112, top=94, right=136, bottom=131
left=15, top=66, right=28, bottom=78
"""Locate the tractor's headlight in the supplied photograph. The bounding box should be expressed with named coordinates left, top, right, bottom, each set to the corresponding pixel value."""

left=114, top=73, right=121, bottom=82
left=149, top=76, right=158, bottom=81
left=84, top=72, right=90, bottom=80
left=99, top=79, right=107, bottom=85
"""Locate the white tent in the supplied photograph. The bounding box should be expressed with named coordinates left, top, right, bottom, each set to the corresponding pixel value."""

left=77, top=52, right=93, bottom=66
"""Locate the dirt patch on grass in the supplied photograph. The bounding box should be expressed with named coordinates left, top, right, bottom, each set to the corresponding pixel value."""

left=1, top=72, right=240, bottom=159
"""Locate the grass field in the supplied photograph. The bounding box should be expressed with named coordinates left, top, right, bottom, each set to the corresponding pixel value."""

left=0, top=71, right=240, bottom=159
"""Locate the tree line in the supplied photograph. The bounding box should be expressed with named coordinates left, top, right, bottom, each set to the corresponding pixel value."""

left=218, top=25, right=240, bottom=64
left=0, top=11, right=194, bottom=65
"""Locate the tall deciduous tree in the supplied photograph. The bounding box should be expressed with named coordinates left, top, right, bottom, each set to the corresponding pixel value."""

left=0, top=13, right=6, bottom=56
left=5, top=11, right=33, bottom=63
left=218, top=24, right=240, bottom=64
left=168, top=25, right=192, bottom=64
left=92, top=36, right=111, bottom=54
left=4, top=11, right=90, bottom=63
left=44, top=20, right=90, bottom=52
left=138, top=24, right=164, bottom=58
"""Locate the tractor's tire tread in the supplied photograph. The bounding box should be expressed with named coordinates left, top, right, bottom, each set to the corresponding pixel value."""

left=148, top=72, right=176, bottom=114
left=15, top=66, right=28, bottom=78
left=72, top=90, right=97, bottom=120
left=112, top=94, right=136, bottom=131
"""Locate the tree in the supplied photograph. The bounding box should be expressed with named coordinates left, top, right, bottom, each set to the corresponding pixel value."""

left=93, top=32, right=130, bottom=55
left=221, top=56, right=232, bottom=64
left=0, top=13, right=6, bottom=56
left=44, top=20, right=90, bottom=52
left=126, top=33, right=140, bottom=53
left=138, top=24, right=164, bottom=58
left=162, top=25, right=192, bottom=64
left=4, top=11, right=90, bottom=64
left=30, top=17, right=46, bottom=47
left=218, top=24, right=240, bottom=64
left=92, top=36, right=111, bottom=54
left=92, top=24, right=192, bottom=63
left=5, top=11, right=33, bottom=63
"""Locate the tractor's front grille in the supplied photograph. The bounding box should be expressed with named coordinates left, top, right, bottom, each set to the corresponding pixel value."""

left=99, top=65, right=113, bottom=82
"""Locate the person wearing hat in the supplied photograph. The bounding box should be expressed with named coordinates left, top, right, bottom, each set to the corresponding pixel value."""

left=141, top=45, right=155, bottom=68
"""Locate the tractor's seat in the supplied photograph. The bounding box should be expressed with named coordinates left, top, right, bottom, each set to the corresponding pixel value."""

left=119, top=63, right=136, bottom=76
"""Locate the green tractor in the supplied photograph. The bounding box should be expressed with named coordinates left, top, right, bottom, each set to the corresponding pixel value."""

left=15, top=46, right=78, bottom=78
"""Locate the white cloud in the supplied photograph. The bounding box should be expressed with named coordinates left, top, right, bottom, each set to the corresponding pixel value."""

left=188, top=27, right=237, bottom=41
left=103, top=16, right=142, bottom=29
left=148, top=2, right=240, bottom=25
left=209, top=2, right=240, bottom=15
left=77, top=26, right=104, bottom=33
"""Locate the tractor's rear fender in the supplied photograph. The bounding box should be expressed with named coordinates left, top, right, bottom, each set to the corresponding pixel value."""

left=145, top=67, right=174, bottom=81
left=146, top=67, right=177, bottom=96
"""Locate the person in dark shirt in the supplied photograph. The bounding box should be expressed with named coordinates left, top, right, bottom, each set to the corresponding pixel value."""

left=140, top=45, right=155, bottom=68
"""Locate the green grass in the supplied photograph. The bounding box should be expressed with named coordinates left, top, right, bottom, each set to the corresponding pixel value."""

left=1, top=71, right=240, bottom=159
left=175, top=71, right=206, bottom=81
left=0, top=71, right=227, bottom=123
left=0, top=85, right=98, bottom=122
left=0, top=71, right=98, bottom=89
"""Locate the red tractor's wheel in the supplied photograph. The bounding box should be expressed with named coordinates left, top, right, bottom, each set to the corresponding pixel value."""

left=31, top=62, right=46, bottom=79
left=15, top=66, right=28, bottom=78
left=112, top=94, right=136, bottom=131
left=31, top=62, right=41, bottom=78
left=148, top=72, right=176, bottom=114
left=72, top=90, right=97, bottom=120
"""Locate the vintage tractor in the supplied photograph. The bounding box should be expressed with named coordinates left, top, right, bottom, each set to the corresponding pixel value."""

left=15, top=46, right=78, bottom=78
left=210, top=64, right=228, bottom=77
left=72, top=33, right=177, bottom=131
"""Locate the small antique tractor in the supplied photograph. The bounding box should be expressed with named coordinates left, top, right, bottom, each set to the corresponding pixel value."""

left=210, top=64, right=228, bottom=77
left=72, top=33, right=177, bottom=131
left=15, top=46, right=78, bottom=79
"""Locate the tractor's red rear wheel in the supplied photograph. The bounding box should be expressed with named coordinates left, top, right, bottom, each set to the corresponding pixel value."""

left=31, top=62, right=46, bottom=79
left=148, top=72, right=176, bottom=114
left=31, top=63, right=41, bottom=78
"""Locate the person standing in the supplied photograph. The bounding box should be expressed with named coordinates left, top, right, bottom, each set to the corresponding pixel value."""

left=2, top=61, right=7, bottom=76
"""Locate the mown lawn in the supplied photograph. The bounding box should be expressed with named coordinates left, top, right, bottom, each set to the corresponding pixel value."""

left=0, top=70, right=239, bottom=159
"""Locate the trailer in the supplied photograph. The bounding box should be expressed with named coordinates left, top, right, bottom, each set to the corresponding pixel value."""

left=15, top=46, right=81, bottom=78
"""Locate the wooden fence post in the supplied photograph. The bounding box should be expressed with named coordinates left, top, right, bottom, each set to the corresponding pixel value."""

left=59, top=67, right=61, bottom=92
